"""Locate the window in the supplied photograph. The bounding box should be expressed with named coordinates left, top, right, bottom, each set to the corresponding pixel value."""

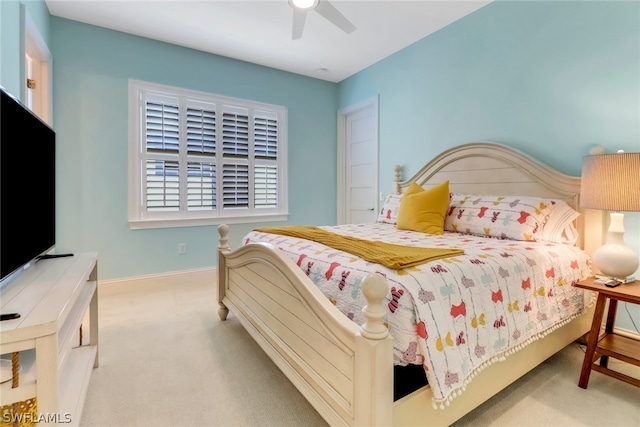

left=128, top=80, right=288, bottom=229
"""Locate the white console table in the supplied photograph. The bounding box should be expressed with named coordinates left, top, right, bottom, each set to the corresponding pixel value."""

left=0, top=252, right=98, bottom=426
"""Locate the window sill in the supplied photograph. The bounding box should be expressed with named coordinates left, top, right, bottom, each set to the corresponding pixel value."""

left=129, top=213, right=289, bottom=230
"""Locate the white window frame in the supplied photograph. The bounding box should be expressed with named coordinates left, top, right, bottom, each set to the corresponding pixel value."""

left=128, top=80, right=288, bottom=230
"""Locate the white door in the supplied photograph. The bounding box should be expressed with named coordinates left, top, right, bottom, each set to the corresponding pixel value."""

left=337, top=97, right=379, bottom=224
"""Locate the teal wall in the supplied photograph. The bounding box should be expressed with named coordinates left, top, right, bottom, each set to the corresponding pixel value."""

left=49, top=18, right=338, bottom=280
left=2, top=0, right=338, bottom=280
left=339, top=0, right=640, bottom=332
left=0, top=0, right=22, bottom=93
left=339, top=0, right=639, bottom=182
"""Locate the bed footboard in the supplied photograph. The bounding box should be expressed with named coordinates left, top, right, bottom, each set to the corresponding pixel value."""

left=217, top=225, right=395, bottom=426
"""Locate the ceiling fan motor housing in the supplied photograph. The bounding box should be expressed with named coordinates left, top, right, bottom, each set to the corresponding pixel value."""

left=290, top=0, right=356, bottom=40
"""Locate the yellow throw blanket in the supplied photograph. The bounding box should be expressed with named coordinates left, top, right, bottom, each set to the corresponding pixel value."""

left=253, top=226, right=464, bottom=270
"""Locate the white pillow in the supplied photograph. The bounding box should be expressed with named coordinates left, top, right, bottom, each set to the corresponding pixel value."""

left=377, top=194, right=402, bottom=225
left=445, top=194, right=555, bottom=241
left=540, top=200, right=580, bottom=245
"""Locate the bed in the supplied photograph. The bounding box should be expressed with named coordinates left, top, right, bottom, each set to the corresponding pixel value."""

left=216, top=142, right=603, bottom=426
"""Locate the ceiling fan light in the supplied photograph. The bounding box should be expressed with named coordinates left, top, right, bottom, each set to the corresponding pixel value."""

left=290, top=0, right=319, bottom=10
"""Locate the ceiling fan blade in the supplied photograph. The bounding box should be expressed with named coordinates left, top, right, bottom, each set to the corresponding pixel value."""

left=315, top=0, right=356, bottom=35
left=292, top=8, right=307, bottom=40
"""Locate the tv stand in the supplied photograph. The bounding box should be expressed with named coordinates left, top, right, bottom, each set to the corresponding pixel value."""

left=0, top=252, right=98, bottom=426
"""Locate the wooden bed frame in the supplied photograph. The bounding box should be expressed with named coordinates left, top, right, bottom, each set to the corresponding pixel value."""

left=216, top=142, right=602, bottom=426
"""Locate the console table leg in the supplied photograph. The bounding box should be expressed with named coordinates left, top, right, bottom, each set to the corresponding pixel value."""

left=35, top=334, right=58, bottom=415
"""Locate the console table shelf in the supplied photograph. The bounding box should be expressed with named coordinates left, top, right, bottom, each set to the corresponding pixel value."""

left=0, top=253, right=99, bottom=426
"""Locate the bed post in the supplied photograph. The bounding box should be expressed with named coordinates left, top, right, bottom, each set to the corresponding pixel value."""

left=354, top=273, right=394, bottom=426
left=393, top=165, right=402, bottom=194
left=217, top=224, right=230, bottom=321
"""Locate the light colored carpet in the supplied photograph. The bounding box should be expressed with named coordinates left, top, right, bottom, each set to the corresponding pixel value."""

left=80, top=276, right=640, bottom=427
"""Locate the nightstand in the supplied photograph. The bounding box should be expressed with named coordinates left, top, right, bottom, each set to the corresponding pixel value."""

left=573, top=277, right=640, bottom=388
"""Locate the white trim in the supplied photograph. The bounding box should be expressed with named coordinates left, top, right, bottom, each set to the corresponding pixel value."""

left=336, top=95, right=379, bottom=224
left=610, top=326, right=640, bottom=341
left=129, top=213, right=289, bottom=230
left=99, top=266, right=215, bottom=288
left=127, top=79, right=288, bottom=229
left=22, top=5, right=53, bottom=125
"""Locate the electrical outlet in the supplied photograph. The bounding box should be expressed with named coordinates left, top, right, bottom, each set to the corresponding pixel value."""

left=178, top=243, right=187, bottom=255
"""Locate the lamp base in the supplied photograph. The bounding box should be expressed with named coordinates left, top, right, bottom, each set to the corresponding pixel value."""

left=592, top=213, right=639, bottom=282
left=595, top=274, right=636, bottom=284
left=593, top=242, right=639, bottom=282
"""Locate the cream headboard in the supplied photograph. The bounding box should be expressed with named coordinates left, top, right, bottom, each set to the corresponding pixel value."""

left=392, top=142, right=605, bottom=256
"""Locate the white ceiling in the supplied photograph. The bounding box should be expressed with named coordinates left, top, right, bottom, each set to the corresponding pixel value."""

left=45, top=0, right=492, bottom=83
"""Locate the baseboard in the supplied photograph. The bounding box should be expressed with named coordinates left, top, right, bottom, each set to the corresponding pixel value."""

left=575, top=326, right=640, bottom=346
left=99, top=267, right=216, bottom=288
left=576, top=323, right=640, bottom=345
left=613, top=327, right=640, bottom=341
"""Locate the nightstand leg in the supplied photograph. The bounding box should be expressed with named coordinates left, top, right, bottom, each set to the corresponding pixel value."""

left=579, top=294, right=607, bottom=388
left=600, top=299, right=618, bottom=369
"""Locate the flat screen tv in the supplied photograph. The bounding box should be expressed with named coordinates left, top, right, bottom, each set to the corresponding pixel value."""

left=0, top=86, right=56, bottom=284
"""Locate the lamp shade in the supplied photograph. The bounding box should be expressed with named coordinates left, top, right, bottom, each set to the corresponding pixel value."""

left=580, top=152, right=640, bottom=212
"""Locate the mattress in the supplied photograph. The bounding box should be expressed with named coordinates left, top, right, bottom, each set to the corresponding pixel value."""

left=243, top=223, right=593, bottom=404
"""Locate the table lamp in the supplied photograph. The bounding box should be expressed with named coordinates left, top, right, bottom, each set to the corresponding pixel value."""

left=580, top=152, right=640, bottom=282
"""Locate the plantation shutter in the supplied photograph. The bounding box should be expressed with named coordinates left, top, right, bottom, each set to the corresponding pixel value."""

left=254, top=111, right=278, bottom=208
left=185, top=104, right=217, bottom=211
left=145, top=100, right=180, bottom=212
left=221, top=109, right=250, bottom=209
left=131, top=80, right=287, bottom=227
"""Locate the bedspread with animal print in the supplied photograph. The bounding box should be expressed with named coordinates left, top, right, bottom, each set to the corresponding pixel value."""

left=243, top=223, right=593, bottom=406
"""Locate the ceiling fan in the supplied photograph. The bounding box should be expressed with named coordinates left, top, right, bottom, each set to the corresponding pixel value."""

left=289, top=0, right=357, bottom=40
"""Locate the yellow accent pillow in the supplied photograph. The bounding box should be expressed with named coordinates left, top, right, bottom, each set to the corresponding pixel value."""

left=404, top=181, right=425, bottom=197
left=397, top=181, right=450, bottom=234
